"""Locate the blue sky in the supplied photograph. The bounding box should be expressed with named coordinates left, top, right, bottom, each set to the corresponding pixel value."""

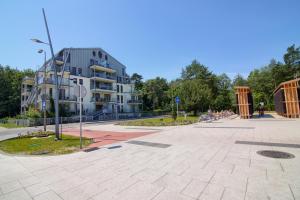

left=0, top=0, right=299, bottom=80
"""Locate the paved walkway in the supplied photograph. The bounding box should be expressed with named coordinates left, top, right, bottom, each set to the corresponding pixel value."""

left=0, top=115, right=300, bottom=200
left=63, top=128, right=156, bottom=148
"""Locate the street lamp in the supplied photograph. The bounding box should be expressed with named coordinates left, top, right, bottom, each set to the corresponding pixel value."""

left=37, top=49, right=47, bottom=132
left=31, top=39, right=49, bottom=45
left=30, top=8, right=60, bottom=140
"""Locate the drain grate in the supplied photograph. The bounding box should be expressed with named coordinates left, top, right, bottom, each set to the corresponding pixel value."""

left=107, top=145, right=122, bottom=149
left=235, top=141, right=300, bottom=148
left=195, top=126, right=255, bottom=129
left=83, top=147, right=99, bottom=152
left=257, top=150, right=295, bottom=159
left=127, top=140, right=171, bottom=148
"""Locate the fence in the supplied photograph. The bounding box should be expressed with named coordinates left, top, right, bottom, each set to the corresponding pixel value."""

left=0, top=111, right=169, bottom=127
left=0, top=116, right=94, bottom=127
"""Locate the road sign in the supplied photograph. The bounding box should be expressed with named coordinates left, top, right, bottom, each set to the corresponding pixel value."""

left=42, top=101, right=46, bottom=110
left=175, top=96, right=180, bottom=104
left=74, top=85, right=87, bottom=98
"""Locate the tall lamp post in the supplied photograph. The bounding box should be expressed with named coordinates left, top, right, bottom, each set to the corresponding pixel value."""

left=30, top=8, right=60, bottom=140
left=38, top=49, right=47, bottom=131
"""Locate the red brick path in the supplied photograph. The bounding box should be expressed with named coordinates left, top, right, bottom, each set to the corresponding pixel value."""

left=63, top=128, right=155, bottom=147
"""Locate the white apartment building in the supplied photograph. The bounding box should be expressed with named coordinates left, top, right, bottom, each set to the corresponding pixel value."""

left=21, top=48, right=142, bottom=116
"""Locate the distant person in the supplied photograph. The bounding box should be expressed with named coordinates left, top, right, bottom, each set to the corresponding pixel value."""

left=259, top=102, right=264, bottom=117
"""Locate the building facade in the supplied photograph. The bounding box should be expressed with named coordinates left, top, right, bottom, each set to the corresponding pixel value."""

left=21, top=48, right=142, bottom=116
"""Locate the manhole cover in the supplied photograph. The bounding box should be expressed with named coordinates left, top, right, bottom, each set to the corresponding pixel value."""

left=257, top=150, right=295, bottom=159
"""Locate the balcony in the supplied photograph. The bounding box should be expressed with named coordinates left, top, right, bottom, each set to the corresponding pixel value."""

left=127, top=100, right=143, bottom=104
left=91, top=97, right=115, bottom=104
left=90, top=60, right=116, bottom=74
left=38, top=95, right=77, bottom=102
left=21, top=88, right=32, bottom=94
left=59, top=95, right=77, bottom=102
left=48, top=65, right=70, bottom=74
left=91, top=85, right=115, bottom=93
left=91, top=72, right=116, bottom=83
left=43, top=78, right=70, bottom=86
left=55, top=56, right=64, bottom=66
left=22, top=76, right=34, bottom=85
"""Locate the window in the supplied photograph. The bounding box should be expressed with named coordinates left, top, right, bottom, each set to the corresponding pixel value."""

left=79, top=79, right=83, bottom=85
left=90, top=59, right=94, bottom=65
left=121, top=85, right=123, bottom=93
left=73, top=78, right=77, bottom=84
left=49, top=88, right=53, bottom=97
left=71, top=67, right=76, bottom=75
left=121, top=105, right=124, bottom=113
left=122, top=68, right=125, bottom=76
left=105, top=55, right=108, bottom=60
left=67, top=54, right=71, bottom=63
left=121, top=95, right=123, bottom=103
left=117, top=85, right=119, bottom=93
left=78, top=68, right=82, bottom=76
left=92, top=51, right=96, bottom=56
left=117, top=95, right=120, bottom=103
left=98, top=51, right=102, bottom=59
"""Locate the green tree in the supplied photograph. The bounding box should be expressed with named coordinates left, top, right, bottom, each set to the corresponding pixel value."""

left=130, top=73, right=144, bottom=91
left=0, top=65, right=34, bottom=118
left=142, top=77, right=170, bottom=110
left=232, top=74, right=248, bottom=86
left=179, top=79, right=212, bottom=115
left=212, top=73, right=232, bottom=111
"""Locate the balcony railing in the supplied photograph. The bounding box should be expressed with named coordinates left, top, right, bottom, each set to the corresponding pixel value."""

left=59, top=95, right=77, bottom=101
left=91, top=97, right=115, bottom=103
left=127, top=100, right=143, bottom=104
left=90, top=59, right=110, bottom=68
left=92, top=72, right=115, bottom=80
left=21, top=88, right=32, bottom=93
left=91, top=85, right=115, bottom=91
left=44, top=78, right=70, bottom=86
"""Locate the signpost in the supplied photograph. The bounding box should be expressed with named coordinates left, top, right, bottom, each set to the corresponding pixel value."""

left=75, top=85, right=87, bottom=149
left=175, top=96, right=180, bottom=117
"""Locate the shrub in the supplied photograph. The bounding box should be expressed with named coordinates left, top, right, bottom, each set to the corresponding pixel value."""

left=26, top=107, right=41, bottom=119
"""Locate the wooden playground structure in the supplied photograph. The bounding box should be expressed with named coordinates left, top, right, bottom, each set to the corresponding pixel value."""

left=235, top=86, right=254, bottom=119
left=274, top=78, right=300, bottom=118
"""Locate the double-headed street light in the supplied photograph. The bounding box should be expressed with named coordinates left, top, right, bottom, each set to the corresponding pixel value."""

left=30, top=8, right=60, bottom=140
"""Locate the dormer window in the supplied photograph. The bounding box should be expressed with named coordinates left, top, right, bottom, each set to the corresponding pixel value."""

left=105, top=55, right=108, bottom=60
left=92, top=51, right=96, bottom=57
left=98, top=51, right=102, bottom=59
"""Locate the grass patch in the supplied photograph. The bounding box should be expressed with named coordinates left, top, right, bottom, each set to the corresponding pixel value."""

left=0, top=132, right=92, bottom=155
left=118, top=116, right=199, bottom=126
left=0, top=123, right=24, bottom=129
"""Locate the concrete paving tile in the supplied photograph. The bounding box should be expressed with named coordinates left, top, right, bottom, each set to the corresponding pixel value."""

left=264, top=183, right=294, bottom=200
left=18, top=176, right=40, bottom=187
left=116, top=181, right=163, bottom=200
left=33, top=190, right=62, bottom=200
left=152, top=173, right=192, bottom=192
left=47, top=176, right=88, bottom=194
left=0, top=181, right=22, bottom=194
left=25, top=183, right=50, bottom=197
left=132, top=168, right=166, bottom=183
left=181, top=179, right=208, bottom=199
left=3, top=188, right=32, bottom=200
left=96, top=174, right=139, bottom=194
left=245, top=192, right=270, bottom=200
left=183, top=168, right=215, bottom=182
left=60, top=182, right=102, bottom=200
left=91, top=190, right=118, bottom=200
left=221, top=187, right=245, bottom=200
left=211, top=172, right=247, bottom=191
left=152, top=188, right=193, bottom=200
left=198, top=183, right=224, bottom=200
